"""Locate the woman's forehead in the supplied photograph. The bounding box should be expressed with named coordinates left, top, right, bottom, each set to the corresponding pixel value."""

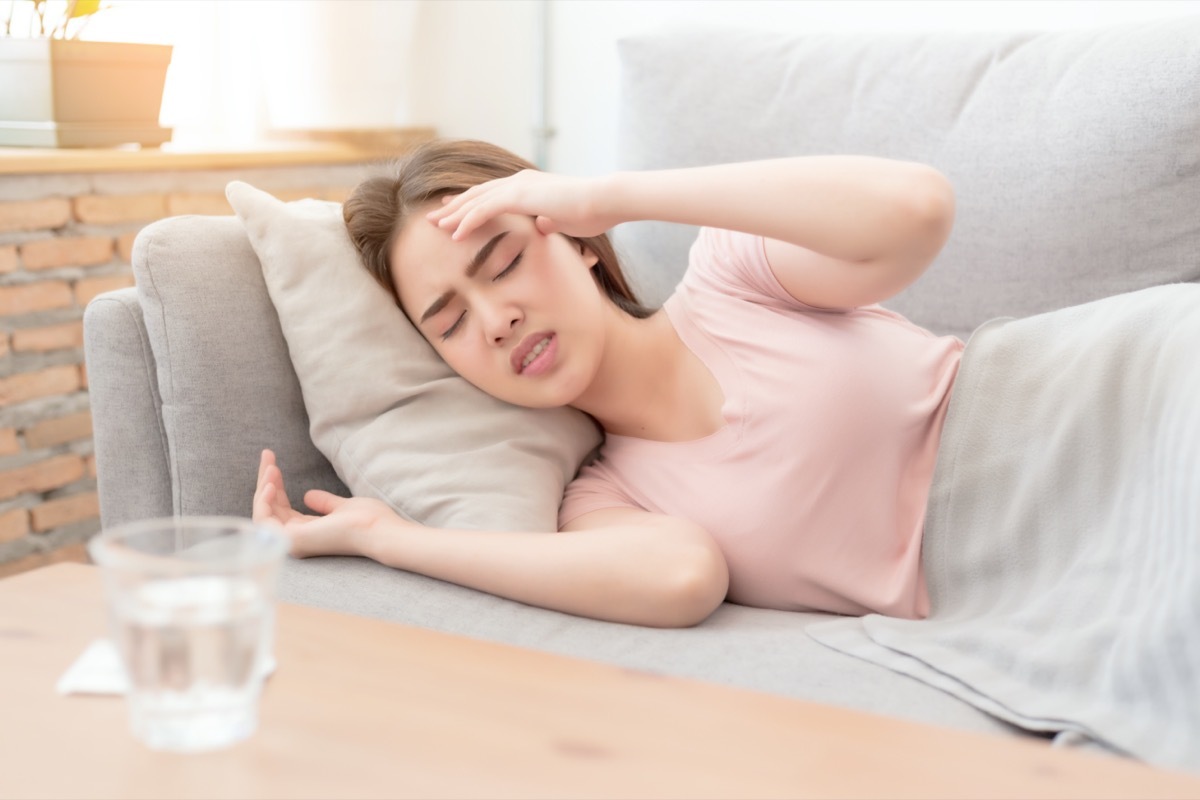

left=397, top=213, right=524, bottom=270
left=391, top=213, right=523, bottom=301
left=392, top=213, right=456, bottom=274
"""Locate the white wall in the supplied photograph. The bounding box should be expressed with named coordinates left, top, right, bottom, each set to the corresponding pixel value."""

left=407, top=1, right=540, bottom=162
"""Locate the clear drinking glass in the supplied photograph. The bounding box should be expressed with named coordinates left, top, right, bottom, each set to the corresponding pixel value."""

left=87, top=516, right=288, bottom=753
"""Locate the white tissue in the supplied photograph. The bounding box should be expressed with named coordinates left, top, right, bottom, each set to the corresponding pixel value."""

left=56, top=639, right=277, bottom=696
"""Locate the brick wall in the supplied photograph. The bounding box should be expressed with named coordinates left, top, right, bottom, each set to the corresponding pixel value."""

left=0, top=160, right=376, bottom=578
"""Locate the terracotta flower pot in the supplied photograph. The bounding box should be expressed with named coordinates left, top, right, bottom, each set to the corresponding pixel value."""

left=0, top=39, right=173, bottom=148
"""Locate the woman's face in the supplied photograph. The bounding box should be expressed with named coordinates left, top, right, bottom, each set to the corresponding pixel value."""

left=390, top=208, right=608, bottom=409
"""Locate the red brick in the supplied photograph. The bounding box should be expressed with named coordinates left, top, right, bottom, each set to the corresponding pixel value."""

left=31, top=491, right=99, bottom=532
left=0, top=198, right=71, bottom=233
left=0, top=428, right=18, bottom=456
left=116, top=230, right=140, bottom=264
left=274, top=188, right=322, bottom=203
left=23, top=411, right=92, bottom=450
left=85, top=454, right=97, bottom=479
left=0, top=508, right=29, bottom=543
left=11, top=321, right=84, bottom=353
left=0, top=365, right=80, bottom=407
left=0, top=551, right=44, bottom=579
left=20, top=236, right=114, bottom=270
left=0, top=540, right=90, bottom=579
left=0, top=245, right=17, bottom=273
left=166, top=192, right=231, bottom=216
left=73, top=194, right=166, bottom=225
left=74, top=274, right=135, bottom=307
left=0, top=281, right=73, bottom=316
left=0, top=454, right=85, bottom=501
left=47, top=540, right=91, bottom=565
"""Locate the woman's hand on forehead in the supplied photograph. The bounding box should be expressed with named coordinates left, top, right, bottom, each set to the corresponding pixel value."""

left=427, top=170, right=623, bottom=242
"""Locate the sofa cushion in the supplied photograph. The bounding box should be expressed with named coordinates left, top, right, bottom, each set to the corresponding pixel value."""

left=131, top=216, right=348, bottom=518
left=226, top=182, right=603, bottom=531
left=615, top=19, right=1200, bottom=340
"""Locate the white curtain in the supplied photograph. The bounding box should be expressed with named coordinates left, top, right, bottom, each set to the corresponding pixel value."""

left=74, top=0, right=422, bottom=147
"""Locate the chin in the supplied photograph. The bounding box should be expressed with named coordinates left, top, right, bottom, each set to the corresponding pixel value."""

left=476, top=368, right=587, bottom=411
left=497, top=378, right=583, bottom=411
left=506, top=391, right=570, bottom=411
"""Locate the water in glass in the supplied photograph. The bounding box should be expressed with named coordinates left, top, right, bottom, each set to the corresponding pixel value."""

left=115, top=575, right=271, bottom=752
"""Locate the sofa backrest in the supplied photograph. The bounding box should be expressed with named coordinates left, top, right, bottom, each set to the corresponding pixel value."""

left=613, top=19, right=1200, bottom=340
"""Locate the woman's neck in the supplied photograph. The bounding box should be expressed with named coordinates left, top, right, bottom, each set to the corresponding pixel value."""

left=569, top=306, right=692, bottom=439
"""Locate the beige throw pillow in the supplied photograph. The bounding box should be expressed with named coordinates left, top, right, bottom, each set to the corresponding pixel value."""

left=225, top=181, right=602, bottom=532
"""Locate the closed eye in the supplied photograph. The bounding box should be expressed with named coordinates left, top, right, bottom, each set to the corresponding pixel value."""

left=440, top=311, right=465, bottom=340
left=440, top=252, right=523, bottom=340
left=494, top=251, right=523, bottom=280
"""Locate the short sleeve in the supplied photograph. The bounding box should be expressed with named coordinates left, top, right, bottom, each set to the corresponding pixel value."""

left=685, top=227, right=852, bottom=313
left=557, top=458, right=643, bottom=529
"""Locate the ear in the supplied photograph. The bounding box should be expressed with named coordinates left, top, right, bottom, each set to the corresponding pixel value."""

left=579, top=240, right=600, bottom=268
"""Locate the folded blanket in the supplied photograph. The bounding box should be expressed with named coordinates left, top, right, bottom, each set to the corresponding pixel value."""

left=808, top=284, right=1200, bottom=773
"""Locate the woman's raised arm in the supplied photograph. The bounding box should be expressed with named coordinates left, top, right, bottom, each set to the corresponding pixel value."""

left=428, top=155, right=955, bottom=308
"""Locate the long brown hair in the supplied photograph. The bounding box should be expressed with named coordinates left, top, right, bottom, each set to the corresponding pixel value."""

left=343, top=139, right=653, bottom=321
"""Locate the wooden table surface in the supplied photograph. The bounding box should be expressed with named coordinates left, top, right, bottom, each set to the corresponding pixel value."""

left=1, top=563, right=1198, bottom=800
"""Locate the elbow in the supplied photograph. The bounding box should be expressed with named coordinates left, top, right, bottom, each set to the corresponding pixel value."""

left=911, top=166, right=956, bottom=252
left=658, top=525, right=729, bottom=628
left=890, top=166, right=955, bottom=282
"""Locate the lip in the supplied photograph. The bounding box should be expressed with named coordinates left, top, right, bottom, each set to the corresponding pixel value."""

left=510, top=331, right=555, bottom=374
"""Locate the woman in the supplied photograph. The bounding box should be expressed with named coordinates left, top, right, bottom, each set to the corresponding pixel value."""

left=253, top=139, right=959, bottom=628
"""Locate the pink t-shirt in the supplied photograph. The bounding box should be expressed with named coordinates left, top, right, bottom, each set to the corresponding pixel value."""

left=558, top=227, right=963, bottom=619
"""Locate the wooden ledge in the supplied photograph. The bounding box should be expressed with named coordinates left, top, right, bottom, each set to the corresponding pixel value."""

left=0, top=128, right=437, bottom=175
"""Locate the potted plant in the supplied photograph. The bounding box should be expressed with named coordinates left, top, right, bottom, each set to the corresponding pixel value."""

left=0, top=0, right=173, bottom=147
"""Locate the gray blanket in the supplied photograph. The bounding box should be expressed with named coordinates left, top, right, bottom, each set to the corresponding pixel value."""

left=808, top=284, right=1200, bottom=773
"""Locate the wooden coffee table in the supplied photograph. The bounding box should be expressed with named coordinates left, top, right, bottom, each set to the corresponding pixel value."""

left=2, top=563, right=1198, bottom=799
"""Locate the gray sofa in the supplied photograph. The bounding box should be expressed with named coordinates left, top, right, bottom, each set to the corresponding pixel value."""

left=83, top=21, right=1200, bottom=747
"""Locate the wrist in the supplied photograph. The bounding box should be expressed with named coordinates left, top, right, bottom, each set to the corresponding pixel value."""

left=593, top=171, right=635, bottom=228
left=356, top=509, right=395, bottom=561
left=357, top=508, right=421, bottom=564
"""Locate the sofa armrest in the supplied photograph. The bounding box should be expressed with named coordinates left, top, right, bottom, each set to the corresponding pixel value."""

left=83, top=288, right=173, bottom=527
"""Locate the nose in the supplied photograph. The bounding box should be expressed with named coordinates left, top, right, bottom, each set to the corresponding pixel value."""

left=479, top=298, right=521, bottom=347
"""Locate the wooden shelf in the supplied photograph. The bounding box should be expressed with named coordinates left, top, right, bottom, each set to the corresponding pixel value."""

left=0, top=128, right=437, bottom=174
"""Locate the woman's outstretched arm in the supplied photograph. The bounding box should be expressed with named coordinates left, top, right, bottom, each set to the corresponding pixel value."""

left=428, top=155, right=955, bottom=309
left=364, top=506, right=729, bottom=628
left=254, top=450, right=728, bottom=628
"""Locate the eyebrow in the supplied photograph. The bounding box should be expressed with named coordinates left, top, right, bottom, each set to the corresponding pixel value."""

left=418, top=231, right=509, bottom=326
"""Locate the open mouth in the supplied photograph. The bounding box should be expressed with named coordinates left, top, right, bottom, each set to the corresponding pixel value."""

left=516, top=333, right=557, bottom=376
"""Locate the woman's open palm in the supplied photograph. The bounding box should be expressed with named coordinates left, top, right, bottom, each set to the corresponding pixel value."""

left=253, top=449, right=316, bottom=529
left=253, top=449, right=399, bottom=559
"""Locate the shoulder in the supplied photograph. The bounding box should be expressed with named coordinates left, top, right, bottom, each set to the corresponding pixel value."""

left=687, top=227, right=767, bottom=278
left=683, top=226, right=813, bottom=310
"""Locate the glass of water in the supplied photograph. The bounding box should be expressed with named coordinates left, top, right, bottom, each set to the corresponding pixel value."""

left=87, top=516, right=288, bottom=753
